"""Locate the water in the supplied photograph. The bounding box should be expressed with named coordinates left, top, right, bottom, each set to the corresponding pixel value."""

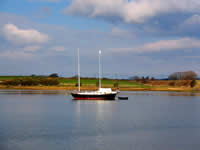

left=0, top=90, right=200, bottom=150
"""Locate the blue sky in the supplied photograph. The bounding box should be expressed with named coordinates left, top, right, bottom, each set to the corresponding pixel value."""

left=1, top=0, right=200, bottom=78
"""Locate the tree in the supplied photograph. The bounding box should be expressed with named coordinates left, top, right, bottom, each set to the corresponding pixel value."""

left=168, top=71, right=197, bottom=80
left=190, top=79, right=197, bottom=88
left=49, top=73, right=59, bottom=78
left=75, top=82, right=82, bottom=87
left=129, top=76, right=140, bottom=80
left=31, top=74, right=36, bottom=77
left=183, top=71, right=198, bottom=80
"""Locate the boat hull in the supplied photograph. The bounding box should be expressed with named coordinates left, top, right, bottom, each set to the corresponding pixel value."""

left=118, top=96, right=128, bottom=100
left=71, top=93, right=117, bottom=100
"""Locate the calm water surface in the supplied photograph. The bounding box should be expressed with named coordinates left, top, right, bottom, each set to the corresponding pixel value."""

left=0, top=90, right=200, bottom=150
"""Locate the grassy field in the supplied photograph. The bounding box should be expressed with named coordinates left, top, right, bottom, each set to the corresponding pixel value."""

left=0, top=76, right=26, bottom=80
left=0, top=76, right=200, bottom=92
left=0, top=76, right=151, bottom=89
left=59, top=78, right=151, bottom=88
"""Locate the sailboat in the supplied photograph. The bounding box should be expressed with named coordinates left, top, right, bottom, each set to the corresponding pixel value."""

left=71, top=49, right=118, bottom=100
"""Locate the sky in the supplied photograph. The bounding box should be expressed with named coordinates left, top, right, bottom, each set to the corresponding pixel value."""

left=1, top=0, right=200, bottom=78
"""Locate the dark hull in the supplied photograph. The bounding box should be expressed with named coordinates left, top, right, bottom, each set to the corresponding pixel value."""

left=71, top=93, right=117, bottom=100
left=118, top=96, right=128, bottom=100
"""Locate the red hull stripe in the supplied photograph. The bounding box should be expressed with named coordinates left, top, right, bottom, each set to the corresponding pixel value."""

left=74, top=97, right=106, bottom=100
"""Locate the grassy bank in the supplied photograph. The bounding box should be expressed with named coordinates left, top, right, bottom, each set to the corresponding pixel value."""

left=0, top=76, right=200, bottom=92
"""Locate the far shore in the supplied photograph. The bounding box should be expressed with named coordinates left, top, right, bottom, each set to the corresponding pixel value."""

left=0, top=76, right=200, bottom=93
left=0, top=85, right=200, bottom=93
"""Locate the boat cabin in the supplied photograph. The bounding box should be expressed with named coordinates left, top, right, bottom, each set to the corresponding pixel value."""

left=98, top=88, right=113, bottom=94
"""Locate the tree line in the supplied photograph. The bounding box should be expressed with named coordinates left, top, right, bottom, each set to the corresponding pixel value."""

left=168, top=71, right=197, bottom=80
left=1, top=77, right=59, bottom=86
left=129, top=71, right=198, bottom=88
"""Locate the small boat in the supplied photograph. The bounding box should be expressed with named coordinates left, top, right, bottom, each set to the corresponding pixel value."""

left=118, top=96, right=128, bottom=100
left=71, top=49, right=118, bottom=100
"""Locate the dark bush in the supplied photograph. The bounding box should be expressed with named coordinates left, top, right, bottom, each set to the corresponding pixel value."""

left=129, top=76, right=140, bottom=80
left=2, top=78, right=59, bottom=86
left=20, top=78, right=40, bottom=86
left=169, top=81, right=175, bottom=86
left=135, top=76, right=151, bottom=84
left=75, top=82, right=82, bottom=87
left=2, top=79, right=21, bottom=86
left=49, top=73, right=59, bottom=78
left=182, top=80, right=191, bottom=86
left=40, top=78, right=59, bottom=86
left=31, top=74, right=36, bottom=77
left=140, top=79, right=149, bottom=84
left=190, top=79, right=197, bottom=88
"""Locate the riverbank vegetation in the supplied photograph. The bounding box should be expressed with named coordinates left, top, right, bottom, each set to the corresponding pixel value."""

left=0, top=71, right=199, bottom=92
left=1, top=77, right=59, bottom=86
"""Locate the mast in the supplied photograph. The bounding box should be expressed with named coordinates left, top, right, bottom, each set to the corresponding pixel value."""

left=78, top=48, right=80, bottom=92
left=99, top=50, right=101, bottom=89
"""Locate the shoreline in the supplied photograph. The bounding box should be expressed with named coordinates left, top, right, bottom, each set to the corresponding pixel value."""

left=0, top=85, right=199, bottom=93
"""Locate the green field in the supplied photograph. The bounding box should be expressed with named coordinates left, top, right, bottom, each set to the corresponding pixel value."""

left=0, top=76, right=26, bottom=80
left=59, top=78, right=151, bottom=88
left=0, top=76, right=151, bottom=88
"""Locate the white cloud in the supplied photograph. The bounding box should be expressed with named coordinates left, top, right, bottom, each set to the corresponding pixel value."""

left=177, top=14, right=200, bottom=33
left=64, top=0, right=200, bottom=23
left=110, top=37, right=200, bottom=53
left=139, top=38, right=200, bottom=52
left=0, top=51, right=34, bottom=59
left=2, top=24, right=49, bottom=45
